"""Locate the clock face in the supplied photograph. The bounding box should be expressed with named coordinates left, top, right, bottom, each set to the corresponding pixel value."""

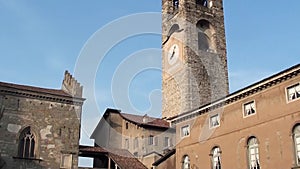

left=167, top=44, right=179, bottom=65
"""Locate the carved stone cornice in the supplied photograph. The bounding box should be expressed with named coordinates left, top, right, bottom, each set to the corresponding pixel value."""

left=0, top=85, right=85, bottom=106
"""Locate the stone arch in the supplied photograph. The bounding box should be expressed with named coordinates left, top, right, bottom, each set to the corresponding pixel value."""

left=210, top=146, right=222, bottom=169
left=182, top=154, right=190, bottom=169
left=292, top=124, right=300, bottom=165
left=196, top=19, right=216, bottom=52
left=246, top=136, right=260, bottom=169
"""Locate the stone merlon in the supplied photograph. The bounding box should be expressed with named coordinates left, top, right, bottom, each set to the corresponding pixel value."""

left=62, top=70, right=83, bottom=98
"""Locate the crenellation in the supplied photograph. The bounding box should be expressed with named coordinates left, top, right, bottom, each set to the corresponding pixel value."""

left=62, top=71, right=83, bottom=98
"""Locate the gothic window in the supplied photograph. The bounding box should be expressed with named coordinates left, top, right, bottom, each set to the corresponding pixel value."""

left=287, top=83, right=300, bottom=101
left=244, top=101, right=256, bottom=117
left=182, top=155, right=190, bottom=169
left=210, top=114, right=220, bottom=128
left=293, top=124, right=300, bottom=166
left=247, top=137, right=260, bottom=169
left=211, top=147, right=221, bottom=169
left=196, top=20, right=215, bottom=52
left=181, top=125, right=190, bottom=137
left=18, top=127, right=36, bottom=158
left=173, top=0, right=179, bottom=9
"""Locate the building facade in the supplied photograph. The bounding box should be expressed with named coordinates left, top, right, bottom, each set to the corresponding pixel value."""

left=90, top=108, right=175, bottom=168
left=0, top=71, right=84, bottom=169
left=168, top=64, right=300, bottom=169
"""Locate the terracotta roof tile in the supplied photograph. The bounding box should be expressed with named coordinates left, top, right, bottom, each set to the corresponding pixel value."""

left=120, top=112, right=170, bottom=128
left=109, top=153, right=147, bottom=169
left=0, top=81, right=71, bottom=98
left=79, top=145, right=108, bottom=153
left=79, top=146, right=147, bottom=169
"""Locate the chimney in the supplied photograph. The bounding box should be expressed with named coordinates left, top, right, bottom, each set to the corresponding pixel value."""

left=143, top=114, right=148, bottom=123
left=61, top=71, right=83, bottom=98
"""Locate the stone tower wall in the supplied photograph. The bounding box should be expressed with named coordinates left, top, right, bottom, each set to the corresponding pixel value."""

left=162, top=0, right=229, bottom=119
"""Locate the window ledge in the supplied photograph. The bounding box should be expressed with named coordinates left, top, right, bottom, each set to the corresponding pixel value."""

left=291, top=166, right=300, bottom=169
left=13, top=156, right=43, bottom=162
left=287, top=97, right=300, bottom=103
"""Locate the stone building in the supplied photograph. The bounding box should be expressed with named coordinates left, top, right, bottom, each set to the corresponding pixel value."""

left=90, top=108, right=175, bottom=169
left=0, top=71, right=85, bottom=169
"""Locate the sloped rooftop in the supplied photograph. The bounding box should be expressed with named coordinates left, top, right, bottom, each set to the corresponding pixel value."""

left=120, top=112, right=170, bottom=128
left=79, top=145, right=148, bottom=169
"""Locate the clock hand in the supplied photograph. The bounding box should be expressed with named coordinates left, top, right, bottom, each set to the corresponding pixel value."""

left=170, top=45, right=177, bottom=60
left=170, top=50, right=175, bottom=60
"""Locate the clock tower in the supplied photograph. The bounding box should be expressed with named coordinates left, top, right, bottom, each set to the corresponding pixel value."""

left=162, top=0, right=229, bottom=118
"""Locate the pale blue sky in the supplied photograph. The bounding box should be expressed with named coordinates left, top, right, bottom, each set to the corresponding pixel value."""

left=1, top=1, right=300, bottom=167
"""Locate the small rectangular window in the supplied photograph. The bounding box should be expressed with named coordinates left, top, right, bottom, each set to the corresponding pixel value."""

left=148, top=135, right=154, bottom=145
left=210, top=114, right=220, bottom=128
left=134, top=137, right=138, bottom=149
left=243, top=101, right=256, bottom=117
left=154, top=136, right=158, bottom=146
left=164, top=137, right=170, bottom=147
left=125, top=139, right=129, bottom=149
left=181, top=125, right=190, bottom=137
left=125, top=122, right=129, bottom=129
left=60, top=154, right=72, bottom=169
left=287, top=83, right=300, bottom=102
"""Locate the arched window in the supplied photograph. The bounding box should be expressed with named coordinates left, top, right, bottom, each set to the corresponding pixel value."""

left=173, top=0, right=179, bottom=9
left=196, top=0, right=208, bottom=7
left=18, top=127, right=36, bottom=158
left=293, top=124, right=300, bottom=166
left=182, top=155, right=190, bottom=169
left=247, top=137, right=260, bottom=169
left=196, top=20, right=215, bottom=52
left=211, top=147, right=221, bottom=169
